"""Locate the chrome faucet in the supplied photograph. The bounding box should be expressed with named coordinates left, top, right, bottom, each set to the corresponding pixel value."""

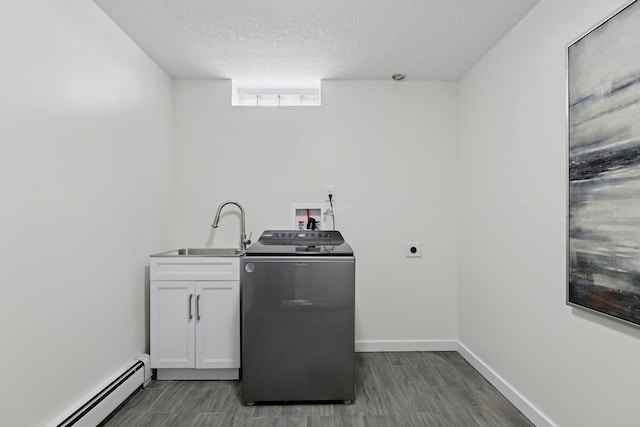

left=211, top=201, right=251, bottom=250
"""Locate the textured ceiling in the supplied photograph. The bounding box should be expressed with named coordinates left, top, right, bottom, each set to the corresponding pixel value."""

left=93, top=0, right=540, bottom=86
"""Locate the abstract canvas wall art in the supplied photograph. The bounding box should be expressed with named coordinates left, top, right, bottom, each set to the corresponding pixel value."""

left=568, top=0, right=640, bottom=327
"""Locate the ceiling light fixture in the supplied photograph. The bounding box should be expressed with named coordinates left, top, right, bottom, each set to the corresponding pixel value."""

left=392, top=73, right=406, bottom=81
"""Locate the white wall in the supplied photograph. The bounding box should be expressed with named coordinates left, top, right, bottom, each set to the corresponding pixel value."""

left=172, top=80, right=459, bottom=346
left=0, top=1, right=174, bottom=426
left=457, top=0, right=640, bottom=426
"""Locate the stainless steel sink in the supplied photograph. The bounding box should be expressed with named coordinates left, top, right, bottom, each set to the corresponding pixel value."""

left=151, top=248, right=245, bottom=257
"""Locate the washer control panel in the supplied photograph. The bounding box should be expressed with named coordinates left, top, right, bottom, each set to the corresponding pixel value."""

left=259, top=230, right=345, bottom=245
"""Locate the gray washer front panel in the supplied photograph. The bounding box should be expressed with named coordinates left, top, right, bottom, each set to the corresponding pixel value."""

left=242, top=256, right=355, bottom=403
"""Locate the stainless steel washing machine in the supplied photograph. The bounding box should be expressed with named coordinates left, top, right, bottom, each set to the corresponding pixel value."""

left=242, top=230, right=355, bottom=405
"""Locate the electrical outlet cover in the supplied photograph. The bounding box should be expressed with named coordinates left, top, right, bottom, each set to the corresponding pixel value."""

left=325, top=185, right=335, bottom=201
left=406, top=242, right=422, bottom=257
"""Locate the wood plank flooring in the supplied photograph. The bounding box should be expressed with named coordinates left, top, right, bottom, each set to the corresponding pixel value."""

left=100, top=352, right=534, bottom=427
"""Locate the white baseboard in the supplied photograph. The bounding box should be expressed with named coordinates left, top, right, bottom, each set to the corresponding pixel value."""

left=355, top=339, right=457, bottom=352
left=49, top=357, right=147, bottom=427
left=456, top=342, right=555, bottom=427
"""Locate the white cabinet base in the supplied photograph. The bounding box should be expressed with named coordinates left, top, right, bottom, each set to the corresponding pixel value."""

left=156, top=368, right=239, bottom=381
left=150, top=255, right=241, bottom=381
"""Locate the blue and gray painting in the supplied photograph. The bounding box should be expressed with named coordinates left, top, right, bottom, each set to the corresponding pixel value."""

left=568, top=1, right=640, bottom=325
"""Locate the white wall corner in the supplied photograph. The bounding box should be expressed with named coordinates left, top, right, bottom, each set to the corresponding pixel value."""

left=456, top=341, right=556, bottom=427
left=355, top=340, right=457, bottom=352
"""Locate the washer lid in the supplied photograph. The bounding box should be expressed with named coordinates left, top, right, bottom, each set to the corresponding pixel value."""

left=245, top=230, right=353, bottom=256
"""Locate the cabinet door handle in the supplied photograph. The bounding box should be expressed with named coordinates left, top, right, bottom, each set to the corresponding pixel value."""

left=196, top=294, right=201, bottom=321
left=188, top=293, right=193, bottom=320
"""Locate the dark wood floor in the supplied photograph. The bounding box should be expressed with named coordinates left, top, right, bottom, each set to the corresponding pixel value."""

left=101, top=352, right=534, bottom=427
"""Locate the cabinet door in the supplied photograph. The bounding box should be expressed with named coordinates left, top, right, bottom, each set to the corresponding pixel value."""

left=150, top=281, right=195, bottom=368
left=195, top=281, right=240, bottom=369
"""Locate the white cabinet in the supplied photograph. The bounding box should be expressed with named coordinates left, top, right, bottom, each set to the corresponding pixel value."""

left=150, top=256, right=240, bottom=380
left=195, top=281, right=240, bottom=369
left=151, top=281, right=195, bottom=369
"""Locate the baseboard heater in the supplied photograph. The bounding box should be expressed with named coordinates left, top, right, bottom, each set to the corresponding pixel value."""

left=56, top=355, right=151, bottom=427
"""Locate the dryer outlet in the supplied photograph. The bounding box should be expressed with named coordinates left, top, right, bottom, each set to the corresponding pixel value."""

left=406, top=242, right=422, bottom=258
